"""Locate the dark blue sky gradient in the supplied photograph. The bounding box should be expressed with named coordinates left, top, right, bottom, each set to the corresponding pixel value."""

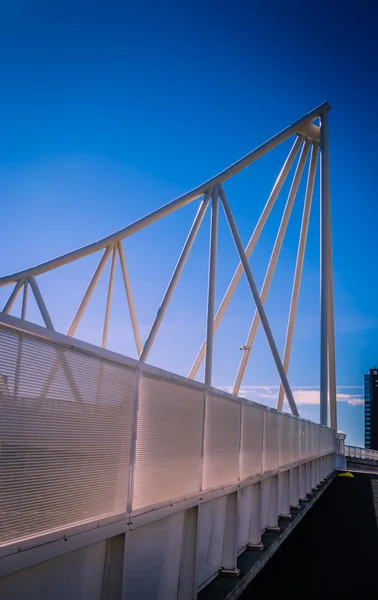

left=1, top=0, right=377, bottom=443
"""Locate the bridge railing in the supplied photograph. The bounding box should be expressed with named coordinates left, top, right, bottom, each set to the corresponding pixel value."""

left=345, top=445, right=378, bottom=461
left=0, top=313, right=336, bottom=592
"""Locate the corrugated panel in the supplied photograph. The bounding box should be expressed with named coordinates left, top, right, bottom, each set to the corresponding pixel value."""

left=202, top=393, right=240, bottom=490
left=132, top=372, right=203, bottom=511
left=0, top=329, right=135, bottom=547
left=240, top=403, right=263, bottom=480
left=263, top=411, right=279, bottom=472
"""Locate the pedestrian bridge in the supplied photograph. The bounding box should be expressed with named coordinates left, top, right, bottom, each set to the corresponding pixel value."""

left=0, top=102, right=361, bottom=599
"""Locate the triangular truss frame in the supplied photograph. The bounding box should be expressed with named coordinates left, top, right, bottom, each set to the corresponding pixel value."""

left=0, top=102, right=336, bottom=428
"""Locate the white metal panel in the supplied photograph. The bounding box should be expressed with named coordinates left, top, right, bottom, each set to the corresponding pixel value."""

left=202, top=393, right=240, bottom=490
left=0, top=329, right=135, bottom=547
left=196, top=496, right=227, bottom=589
left=240, top=402, right=263, bottom=480
left=237, top=485, right=252, bottom=552
left=0, top=541, right=107, bottom=600
left=263, top=411, right=279, bottom=472
left=132, top=372, right=203, bottom=511
left=279, top=415, right=296, bottom=467
left=299, top=420, right=308, bottom=460
left=124, top=512, right=185, bottom=600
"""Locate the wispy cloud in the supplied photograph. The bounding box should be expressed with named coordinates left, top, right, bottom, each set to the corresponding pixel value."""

left=218, top=385, right=364, bottom=407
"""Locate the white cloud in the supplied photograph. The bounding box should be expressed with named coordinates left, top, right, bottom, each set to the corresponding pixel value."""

left=218, top=385, right=364, bottom=407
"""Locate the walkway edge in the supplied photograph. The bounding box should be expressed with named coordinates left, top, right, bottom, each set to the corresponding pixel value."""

left=223, top=473, right=335, bottom=600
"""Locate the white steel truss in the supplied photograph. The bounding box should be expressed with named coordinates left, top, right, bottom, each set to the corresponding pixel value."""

left=0, top=102, right=336, bottom=427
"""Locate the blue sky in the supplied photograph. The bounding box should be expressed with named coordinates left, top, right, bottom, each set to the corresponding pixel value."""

left=1, top=0, right=377, bottom=444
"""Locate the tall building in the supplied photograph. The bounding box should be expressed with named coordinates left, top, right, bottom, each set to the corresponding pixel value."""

left=364, top=368, right=378, bottom=449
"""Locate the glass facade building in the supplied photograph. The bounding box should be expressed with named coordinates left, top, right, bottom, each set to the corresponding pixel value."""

left=364, top=368, right=378, bottom=449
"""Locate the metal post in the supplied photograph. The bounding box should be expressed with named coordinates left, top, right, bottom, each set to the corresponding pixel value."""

left=277, top=144, right=319, bottom=410
left=219, top=185, right=299, bottom=417
left=189, top=137, right=302, bottom=379
left=204, top=187, right=219, bottom=386
left=102, top=246, right=117, bottom=349
left=68, top=246, right=112, bottom=337
left=220, top=492, right=240, bottom=576
left=28, top=276, right=55, bottom=330
left=2, top=279, right=24, bottom=314
left=233, top=142, right=310, bottom=396
left=140, top=189, right=212, bottom=362
left=328, top=209, right=337, bottom=430
left=118, top=241, right=142, bottom=356
left=320, top=109, right=331, bottom=425
left=21, top=278, right=28, bottom=320
left=248, top=482, right=264, bottom=549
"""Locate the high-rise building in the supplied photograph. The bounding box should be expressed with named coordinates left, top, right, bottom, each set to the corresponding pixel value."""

left=364, top=368, right=378, bottom=449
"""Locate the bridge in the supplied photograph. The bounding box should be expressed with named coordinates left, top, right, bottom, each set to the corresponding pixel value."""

left=0, top=102, right=372, bottom=599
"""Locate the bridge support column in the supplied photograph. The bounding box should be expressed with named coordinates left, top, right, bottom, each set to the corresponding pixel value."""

left=220, top=492, right=240, bottom=577
left=321, top=456, right=326, bottom=481
left=311, top=460, right=318, bottom=490
left=289, top=467, right=300, bottom=508
left=248, top=482, right=263, bottom=550
left=305, top=462, right=312, bottom=495
left=178, top=507, right=199, bottom=600
left=299, top=464, right=307, bottom=501
left=278, top=471, right=291, bottom=518
left=267, top=476, right=280, bottom=531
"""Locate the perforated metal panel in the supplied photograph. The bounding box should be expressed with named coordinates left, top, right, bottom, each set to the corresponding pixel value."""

left=263, top=410, right=280, bottom=472
left=132, top=372, right=203, bottom=511
left=299, top=420, right=309, bottom=460
left=279, top=415, right=298, bottom=467
left=0, top=328, right=135, bottom=547
left=202, top=393, right=240, bottom=490
left=240, top=403, right=263, bottom=480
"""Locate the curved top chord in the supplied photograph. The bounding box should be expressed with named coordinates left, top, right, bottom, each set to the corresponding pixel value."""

left=0, top=102, right=330, bottom=286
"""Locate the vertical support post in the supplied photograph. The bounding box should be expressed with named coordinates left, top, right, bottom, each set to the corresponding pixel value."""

left=305, top=462, right=312, bottom=495
left=320, top=109, right=331, bottom=426
left=220, top=492, right=240, bottom=576
left=199, top=391, right=207, bottom=492
left=267, top=476, right=280, bottom=531
left=178, top=507, right=199, bottom=600
left=248, top=482, right=264, bottom=550
left=204, top=186, right=218, bottom=386
left=328, top=210, right=337, bottom=430
left=299, top=463, right=307, bottom=501
left=289, top=467, right=300, bottom=508
left=278, top=471, right=291, bottom=517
